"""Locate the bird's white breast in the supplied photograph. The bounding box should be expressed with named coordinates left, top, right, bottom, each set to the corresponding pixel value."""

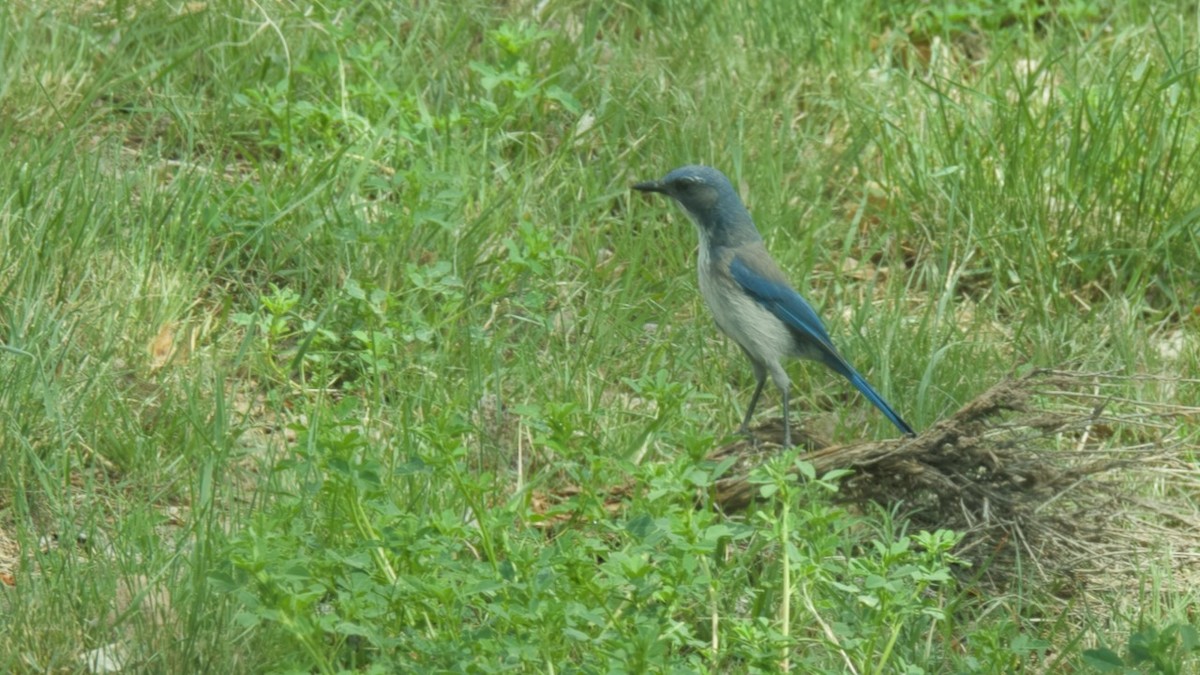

left=696, top=243, right=797, bottom=367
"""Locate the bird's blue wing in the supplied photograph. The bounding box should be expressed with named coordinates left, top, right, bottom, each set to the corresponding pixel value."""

left=729, top=254, right=916, bottom=436
left=728, top=255, right=837, bottom=353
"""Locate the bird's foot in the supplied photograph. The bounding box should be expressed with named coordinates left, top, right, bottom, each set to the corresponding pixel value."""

left=737, top=425, right=759, bottom=445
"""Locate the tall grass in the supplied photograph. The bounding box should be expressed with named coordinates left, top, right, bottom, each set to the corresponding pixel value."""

left=1, top=0, right=1197, bottom=671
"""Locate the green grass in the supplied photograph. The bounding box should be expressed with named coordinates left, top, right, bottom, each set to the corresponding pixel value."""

left=1, top=0, right=1199, bottom=672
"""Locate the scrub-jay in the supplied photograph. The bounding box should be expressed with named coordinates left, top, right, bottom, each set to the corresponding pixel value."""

left=633, top=165, right=915, bottom=445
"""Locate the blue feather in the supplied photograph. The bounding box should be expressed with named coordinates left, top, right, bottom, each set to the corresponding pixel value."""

left=845, top=372, right=916, bottom=437
left=729, top=255, right=915, bottom=436
left=728, top=255, right=836, bottom=349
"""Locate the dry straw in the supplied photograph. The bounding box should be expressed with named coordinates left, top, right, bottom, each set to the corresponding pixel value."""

left=711, top=368, right=1200, bottom=590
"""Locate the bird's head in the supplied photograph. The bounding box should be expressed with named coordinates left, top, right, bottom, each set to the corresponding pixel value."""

left=633, top=165, right=759, bottom=245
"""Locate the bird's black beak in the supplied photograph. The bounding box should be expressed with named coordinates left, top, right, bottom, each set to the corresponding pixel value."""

left=632, top=180, right=665, bottom=194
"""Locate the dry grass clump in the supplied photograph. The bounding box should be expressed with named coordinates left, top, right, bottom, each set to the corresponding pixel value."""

left=711, top=369, right=1200, bottom=589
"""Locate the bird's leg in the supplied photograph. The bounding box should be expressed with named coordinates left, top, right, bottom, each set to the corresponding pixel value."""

left=767, top=365, right=793, bottom=448
left=739, top=354, right=768, bottom=439
left=740, top=376, right=766, bottom=436
left=781, top=386, right=791, bottom=448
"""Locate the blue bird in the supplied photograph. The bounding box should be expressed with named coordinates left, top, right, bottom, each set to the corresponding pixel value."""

left=633, top=165, right=915, bottom=445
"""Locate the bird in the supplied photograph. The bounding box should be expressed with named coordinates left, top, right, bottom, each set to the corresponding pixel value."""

left=632, top=165, right=915, bottom=446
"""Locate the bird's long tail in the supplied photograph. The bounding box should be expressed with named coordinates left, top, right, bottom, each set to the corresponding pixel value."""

left=845, top=370, right=916, bottom=437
